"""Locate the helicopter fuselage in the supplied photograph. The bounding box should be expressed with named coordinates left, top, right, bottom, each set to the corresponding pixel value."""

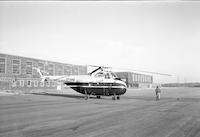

left=64, top=75, right=127, bottom=96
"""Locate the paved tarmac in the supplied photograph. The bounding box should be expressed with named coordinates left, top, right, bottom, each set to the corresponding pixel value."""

left=0, top=87, right=200, bottom=137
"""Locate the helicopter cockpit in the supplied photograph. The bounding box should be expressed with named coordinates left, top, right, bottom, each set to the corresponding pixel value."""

left=94, top=71, right=118, bottom=79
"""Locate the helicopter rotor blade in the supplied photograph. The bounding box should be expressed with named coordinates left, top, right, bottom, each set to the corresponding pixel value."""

left=88, top=65, right=111, bottom=69
left=88, top=65, right=172, bottom=76
left=111, top=67, right=172, bottom=76
left=123, top=69, right=172, bottom=76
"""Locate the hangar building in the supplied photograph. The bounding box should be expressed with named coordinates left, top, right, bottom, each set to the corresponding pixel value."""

left=0, top=53, right=87, bottom=91
left=116, top=72, right=153, bottom=88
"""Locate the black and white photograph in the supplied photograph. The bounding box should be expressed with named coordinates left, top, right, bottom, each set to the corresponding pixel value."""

left=0, top=0, right=200, bottom=137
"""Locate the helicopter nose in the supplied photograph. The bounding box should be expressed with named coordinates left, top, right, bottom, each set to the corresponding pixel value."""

left=122, top=81, right=127, bottom=88
left=121, top=85, right=127, bottom=94
left=120, top=82, right=127, bottom=93
left=123, top=88, right=127, bottom=93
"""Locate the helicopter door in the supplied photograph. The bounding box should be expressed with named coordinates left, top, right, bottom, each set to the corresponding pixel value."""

left=104, top=72, right=112, bottom=95
left=108, top=83, right=112, bottom=95
left=103, top=84, right=111, bottom=96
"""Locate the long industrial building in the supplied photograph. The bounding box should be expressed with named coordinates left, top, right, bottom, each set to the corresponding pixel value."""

left=0, top=53, right=87, bottom=91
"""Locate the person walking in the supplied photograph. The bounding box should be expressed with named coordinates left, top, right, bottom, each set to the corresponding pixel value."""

left=155, top=86, right=161, bottom=101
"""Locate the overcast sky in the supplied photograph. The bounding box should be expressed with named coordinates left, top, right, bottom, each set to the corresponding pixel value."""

left=0, top=1, right=200, bottom=83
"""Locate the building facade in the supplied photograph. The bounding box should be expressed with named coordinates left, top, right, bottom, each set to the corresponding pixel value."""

left=116, top=72, right=153, bottom=88
left=0, top=53, right=87, bottom=91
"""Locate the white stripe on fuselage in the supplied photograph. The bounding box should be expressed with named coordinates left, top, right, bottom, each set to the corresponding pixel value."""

left=65, top=75, right=127, bottom=88
left=67, top=85, right=125, bottom=88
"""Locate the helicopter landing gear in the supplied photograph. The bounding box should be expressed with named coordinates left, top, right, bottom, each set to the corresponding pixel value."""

left=112, top=96, right=116, bottom=100
left=117, top=96, right=120, bottom=100
left=84, top=89, right=89, bottom=100
left=84, top=95, right=89, bottom=100
left=112, top=94, right=116, bottom=100
left=96, top=96, right=101, bottom=99
left=112, top=94, right=120, bottom=100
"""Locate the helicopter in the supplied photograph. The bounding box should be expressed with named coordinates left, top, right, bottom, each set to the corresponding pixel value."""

left=34, top=66, right=127, bottom=100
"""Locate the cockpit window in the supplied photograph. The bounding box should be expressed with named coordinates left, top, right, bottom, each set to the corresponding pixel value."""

left=95, top=72, right=105, bottom=78
left=110, top=71, right=117, bottom=78
left=105, top=73, right=110, bottom=79
left=95, top=71, right=118, bottom=79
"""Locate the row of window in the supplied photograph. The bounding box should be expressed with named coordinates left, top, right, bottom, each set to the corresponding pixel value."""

left=0, top=58, right=6, bottom=73
left=0, top=57, right=84, bottom=75
left=13, top=80, right=58, bottom=88
left=132, top=74, right=152, bottom=83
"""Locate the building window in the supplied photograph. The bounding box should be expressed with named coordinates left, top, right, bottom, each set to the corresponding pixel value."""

left=12, top=81, right=17, bottom=87
left=46, top=81, right=50, bottom=87
left=146, top=76, right=148, bottom=83
left=20, top=80, right=24, bottom=87
left=34, top=80, right=38, bottom=87
left=148, top=76, right=151, bottom=83
left=134, top=74, right=137, bottom=82
left=132, top=74, right=134, bottom=82
left=141, top=75, right=143, bottom=82
left=78, top=66, right=86, bottom=75
left=151, top=76, right=153, bottom=83
left=132, top=74, right=136, bottom=82
left=40, top=82, right=44, bottom=87
left=0, top=58, right=6, bottom=74
left=64, top=65, right=72, bottom=75
left=145, top=76, right=148, bottom=83
left=12, top=59, right=21, bottom=74
left=72, top=66, right=78, bottom=75
left=37, top=62, right=45, bottom=77
left=38, top=62, right=44, bottom=71
left=135, top=74, right=138, bottom=82
left=46, top=64, right=54, bottom=75
left=56, top=65, right=63, bottom=75
left=141, top=75, right=144, bottom=83
left=146, top=76, right=151, bottom=83
left=26, top=61, right=33, bottom=75
left=138, top=75, right=141, bottom=82
left=52, top=81, right=56, bottom=87
left=27, top=80, right=32, bottom=87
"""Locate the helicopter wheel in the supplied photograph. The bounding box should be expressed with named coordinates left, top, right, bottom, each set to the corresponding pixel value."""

left=96, top=96, right=101, bottom=99
left=85, top=95, right=89, bottom=100
left=117, top=96, right=120, bottom=100
left=84, top=89, right=89, bottom=100
left=112, top=92, right=117, bottom=100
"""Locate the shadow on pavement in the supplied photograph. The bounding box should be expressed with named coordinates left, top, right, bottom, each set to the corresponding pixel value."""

left=30, top=92, right=98, bottom=100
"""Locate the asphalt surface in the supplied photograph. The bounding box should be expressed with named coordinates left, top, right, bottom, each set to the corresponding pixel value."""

left=0, top=87, right=200, bottom=137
